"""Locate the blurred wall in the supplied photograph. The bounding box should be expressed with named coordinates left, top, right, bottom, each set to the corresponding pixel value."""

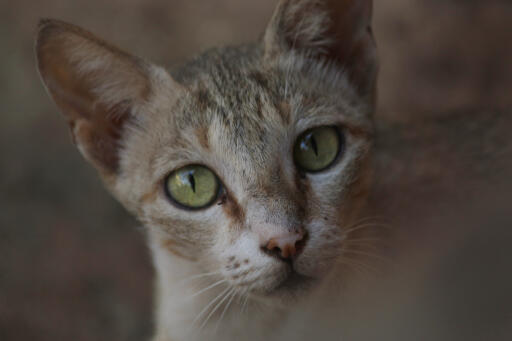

left=0, top=1, right=511, bottom=340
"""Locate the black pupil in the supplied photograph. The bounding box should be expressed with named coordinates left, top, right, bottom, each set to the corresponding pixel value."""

left=310, top=134, right=318, bottom=156
left=188, top=173, right=196, bottom=193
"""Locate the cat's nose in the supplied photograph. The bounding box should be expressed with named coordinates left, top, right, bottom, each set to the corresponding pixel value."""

left=262, top=231, right=306, bottom=260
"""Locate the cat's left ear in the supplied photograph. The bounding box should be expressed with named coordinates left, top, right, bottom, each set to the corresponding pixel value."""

left=264, top=0, right=377, bottom=100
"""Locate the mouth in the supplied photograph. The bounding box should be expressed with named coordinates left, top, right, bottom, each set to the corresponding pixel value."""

left=268, top=268, right=315, bottom=297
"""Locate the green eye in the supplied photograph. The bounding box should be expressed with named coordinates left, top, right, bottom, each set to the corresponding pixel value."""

left=294, top=126, right=342, bottom=172
left=165, top=165, right=220, bottom=209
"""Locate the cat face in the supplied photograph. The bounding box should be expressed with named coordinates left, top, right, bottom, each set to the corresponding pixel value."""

left=36, top=0, right=377, bottom=300
left=121, top=51, right=374, bottom=296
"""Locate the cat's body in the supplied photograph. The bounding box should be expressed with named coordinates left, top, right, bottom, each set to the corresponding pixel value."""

left=35, top=0, right=511, bottom=340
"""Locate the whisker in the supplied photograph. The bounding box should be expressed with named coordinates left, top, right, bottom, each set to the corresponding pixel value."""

left=337, top=259, right=368, bottom=276
left=235, top=290, right=244, bottom=317
left=337, top=257, right=378, bottom=275
left=344, top=215, right=389, bottom=229
left=241, top=284, right=254, bottom=315
left=342, top=249, right=392, bottom=265
left=214, top=288, right=237, bottom=333
left=235, top=289, right=248, bottom=316
left=337, top=257, right=371, bottom=275
left=192, top=286, right=231, bottom=327
left=343, top=239, right=391, bottom=249
left=343, top=222, right=392, bottom=236
left=187, top=279, right=227, bottom=299
left=178, top=271, right=221, bottom=286
left=344, top=238, right=385, bottom=244
left=235, top=289, right=244, bottom=306
left=200, top=287, right=235, bottom=330
left=343, top=242, right=382, bottom=252
left=242, top=289, right=251, bottom=314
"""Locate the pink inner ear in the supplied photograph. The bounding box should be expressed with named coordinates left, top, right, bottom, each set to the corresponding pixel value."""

left=71, top=102, right=132, bottom=174
left=40, top=49, right=135, bottom=174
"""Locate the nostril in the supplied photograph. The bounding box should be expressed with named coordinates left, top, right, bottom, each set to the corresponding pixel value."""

left=265, top=239, right=280, bottom=254
left=262, top=232, right=306, bottom=261
left=261, top=242, right=283, bottom=260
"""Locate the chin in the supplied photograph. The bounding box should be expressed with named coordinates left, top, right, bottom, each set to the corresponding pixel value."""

left=251, top=268, right=320, bottom=306
left=273, top=272, right=317, bottom=298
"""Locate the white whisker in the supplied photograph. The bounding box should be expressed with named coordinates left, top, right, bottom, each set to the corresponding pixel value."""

left=337, top=257, right=378, bottom=275
left=187, top=279, right=227, bottom=299
left=343, top=222, right=391, bottom=236
left=242, top=285, right=254, bottom=314
left=348, top=215, right=389, bottom=227
left=345, top=238, right=384, bottom=244
left=343, top=249, right=392, bottom=264
left=214, top=288, right=237, bottom=333
left=178, top=271, right=221, bottom=286
left=192, top=286, right=231, bottom=327
left=200, top=287, right=235, bottom=330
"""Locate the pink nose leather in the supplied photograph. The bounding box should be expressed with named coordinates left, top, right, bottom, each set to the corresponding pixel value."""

left=264, top=232, right=305, bottom=259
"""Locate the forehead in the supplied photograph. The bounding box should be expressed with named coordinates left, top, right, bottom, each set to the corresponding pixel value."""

left=144, top=47, right=371, bottom=182
left=173, top=75, right=287, bottom=178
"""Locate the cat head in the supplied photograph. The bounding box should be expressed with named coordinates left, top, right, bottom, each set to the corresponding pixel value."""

left=36, top=0, right=377, bottom=300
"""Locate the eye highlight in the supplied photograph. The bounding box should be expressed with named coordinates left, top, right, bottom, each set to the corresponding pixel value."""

left=165, top=165, right=220, bottom=209
left=294, top=126, right=342, bottom=173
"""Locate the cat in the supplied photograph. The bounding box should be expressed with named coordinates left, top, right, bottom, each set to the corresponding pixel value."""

left=35, top=0, right=512, bottom=340
left=36, top=1, right=376, bottom=339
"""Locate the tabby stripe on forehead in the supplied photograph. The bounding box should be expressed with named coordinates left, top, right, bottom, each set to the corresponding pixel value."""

left=278, top=101, right=291, bottom=124
left=248, top=71, right=269, bottom=90
left=195, top=86, right=216, bottom=113
left=248, top=71, right=292, bottom=124
left=195, top=126, right=210, bottom=150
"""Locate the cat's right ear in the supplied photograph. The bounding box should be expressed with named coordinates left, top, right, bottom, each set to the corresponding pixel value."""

left=263, top=0, right=377, bottom=100
left=36, top=19, right=183, bottom=178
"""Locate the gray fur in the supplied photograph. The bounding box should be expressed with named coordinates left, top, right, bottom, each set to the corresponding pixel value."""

left=36, top=1, right=377, bottom=340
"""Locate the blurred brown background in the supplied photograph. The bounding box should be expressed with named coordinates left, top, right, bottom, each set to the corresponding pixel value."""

left=0, top=1, right=511, bottom=340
